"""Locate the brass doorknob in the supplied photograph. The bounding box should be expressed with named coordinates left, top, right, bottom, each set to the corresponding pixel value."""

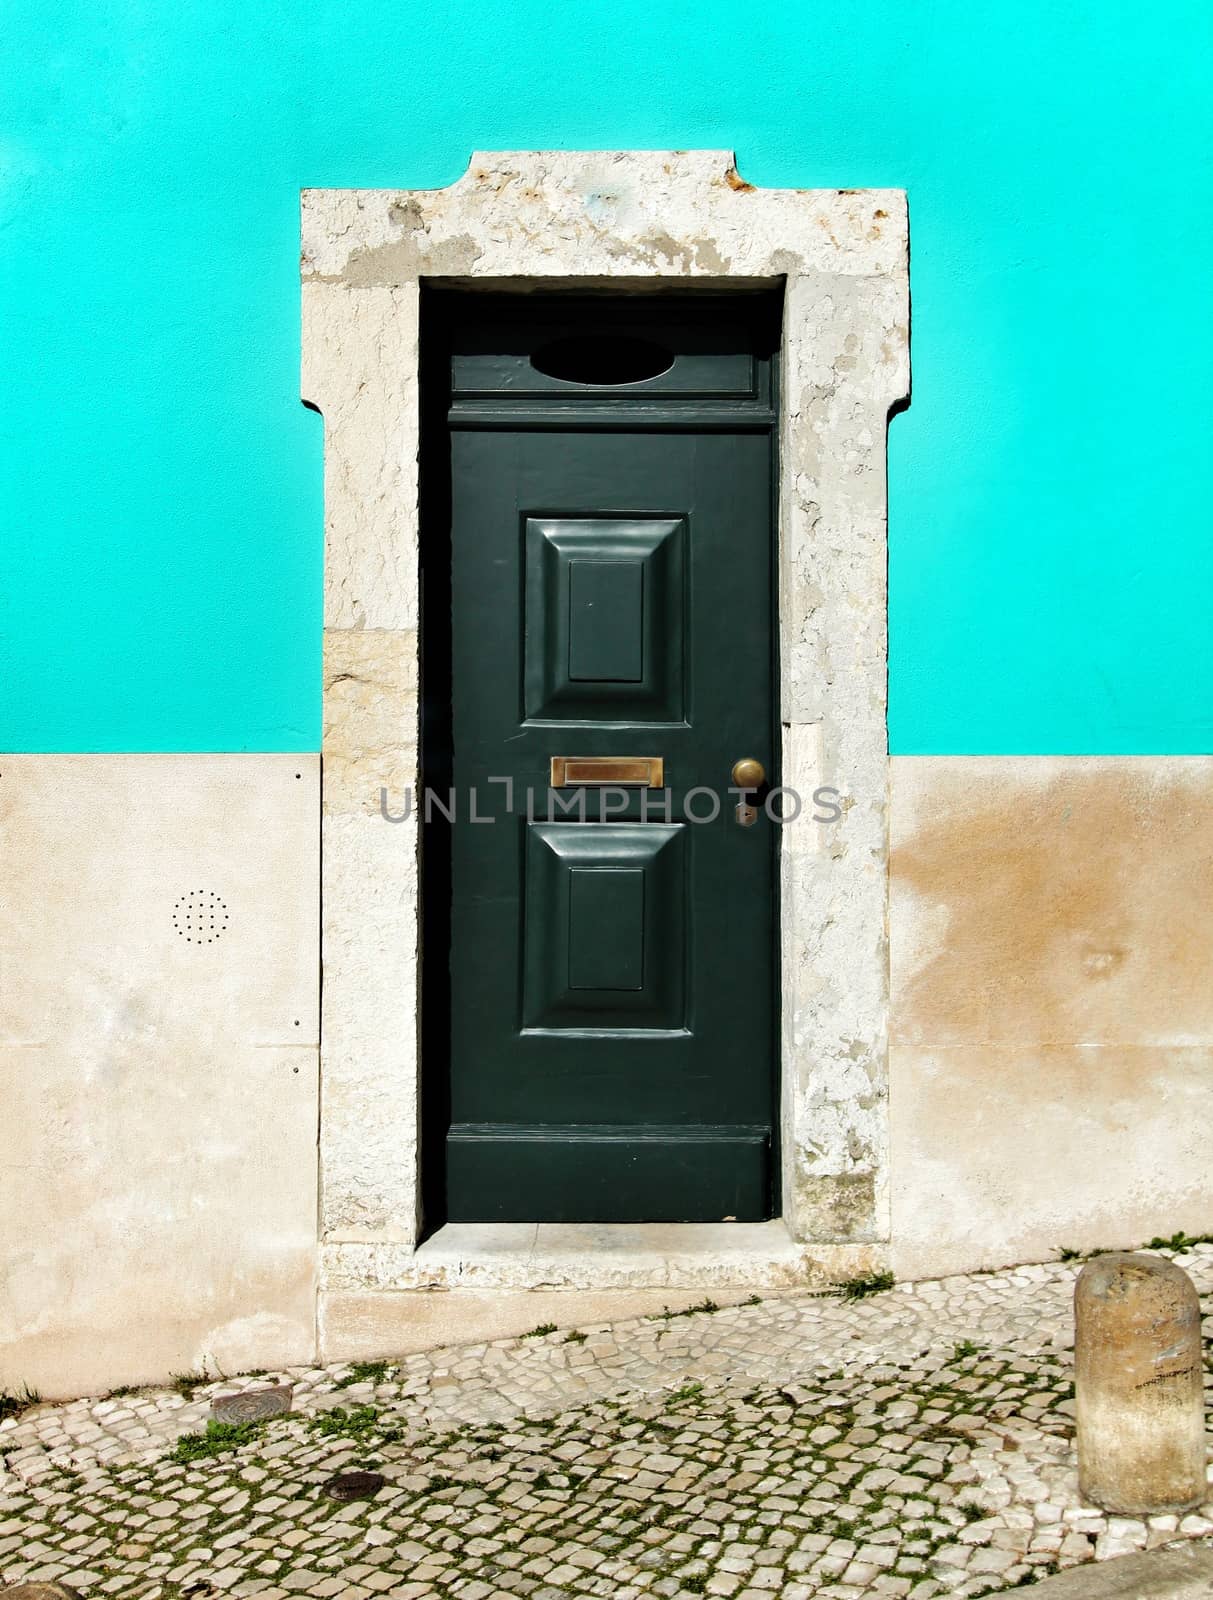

left=731, top=757, right=766, bottom=789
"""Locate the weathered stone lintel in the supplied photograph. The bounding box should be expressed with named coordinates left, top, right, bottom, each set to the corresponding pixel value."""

left=302, top=152, right=907, bottom=284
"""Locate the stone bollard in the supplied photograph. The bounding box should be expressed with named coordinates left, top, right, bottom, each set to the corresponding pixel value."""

left=1075, top=1251, right=1207, bottom=1513
left=0, top=1587, right=83, bottom=1599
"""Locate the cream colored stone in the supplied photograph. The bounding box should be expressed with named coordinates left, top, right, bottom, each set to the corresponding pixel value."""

left=776, top=276, right=899, bottom=1237
left=319, top=1230, right=881, bottom=1362
left=1075, top=1253, right=1205, bottom=1514
left=322, top=626, right=418, bottom=817
left=320, top=625, right=421, bottom=1240
left=0, top=1586, right=82, bottom=1600
left=316, top=1225, right=886, bottom=1357
left=301, top=153, right=906, bottom=284
left=321, top=1220, right=878, bottom=1293
left=304, top=150, right=910, bottom=1286
left=320, top=894, right=418, bottom=1238
left=0, top=755, right=319, bottom=1397
left=1023, top=1545, right=1213, bottom=1600
left=302, top=282, right=420, bottom=632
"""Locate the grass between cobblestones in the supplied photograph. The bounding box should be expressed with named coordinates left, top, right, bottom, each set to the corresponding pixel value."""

left=1, top=1345, right=1092, bottom=1599
left=5, top=1258, right=1213, bottom=1600
left=0, top=1386, right=41, bottom=1424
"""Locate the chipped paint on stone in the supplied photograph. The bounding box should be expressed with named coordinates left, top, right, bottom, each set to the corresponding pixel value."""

left=302, top=150, right=909, bottom=1314
left=301, top=152, right=906, bottom=285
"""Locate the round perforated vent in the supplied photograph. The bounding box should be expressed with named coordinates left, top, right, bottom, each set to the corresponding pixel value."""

left=173, top=890, right=229, bottom=944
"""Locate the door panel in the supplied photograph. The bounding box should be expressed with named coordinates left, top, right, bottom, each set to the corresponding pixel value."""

left=445, top=1125, right=770, bottom=1225
left=433, top=295, right=779, bottom=1223
left=523, top=822, right=686, bottom=1032
left=524, top=517, right=685, bottom=723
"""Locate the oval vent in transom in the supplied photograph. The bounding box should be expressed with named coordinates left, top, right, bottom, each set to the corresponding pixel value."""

left=530, top=335, right=674, bottom=387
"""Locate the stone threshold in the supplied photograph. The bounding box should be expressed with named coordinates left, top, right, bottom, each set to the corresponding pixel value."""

left=316, top=1221, right=889, bottom=1360
left=419, top=1220, right=819, bottom=1289
left=321, top=1219, right=886, bottom=1293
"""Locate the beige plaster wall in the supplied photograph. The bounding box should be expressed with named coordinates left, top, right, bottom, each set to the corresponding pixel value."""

left=5, top=747, right=1212, bottom=1397
left=889, top=756, right=1213, bottom=1280
left=0, top=755, right=320, bottom=1398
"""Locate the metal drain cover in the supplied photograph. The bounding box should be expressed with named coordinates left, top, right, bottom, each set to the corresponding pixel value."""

left=210, top=1385, right=292, bottom=1424
left=323, top=1469, right=385, bottom=1502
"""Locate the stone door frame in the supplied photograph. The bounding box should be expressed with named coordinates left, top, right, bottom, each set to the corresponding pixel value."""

left=301, top=151, right=909, bottom=1314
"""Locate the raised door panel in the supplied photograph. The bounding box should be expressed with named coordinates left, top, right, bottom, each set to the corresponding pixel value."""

left=523, top=517, right=685, bottom=724
left=522, top=822, right=686, bottom=1033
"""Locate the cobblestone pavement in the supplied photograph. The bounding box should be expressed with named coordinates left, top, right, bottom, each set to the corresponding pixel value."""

left=3, top=1248, right=1212, bottom=1599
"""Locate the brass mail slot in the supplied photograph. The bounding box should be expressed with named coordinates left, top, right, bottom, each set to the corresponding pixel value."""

left=550, top=756, right=665, bottom=789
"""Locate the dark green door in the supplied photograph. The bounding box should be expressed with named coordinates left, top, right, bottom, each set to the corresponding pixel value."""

left=428, top=294, right=779, bottom=1223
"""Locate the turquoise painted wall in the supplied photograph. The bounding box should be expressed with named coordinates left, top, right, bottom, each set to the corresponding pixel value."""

left=3, top=0, right=1211, bottom=754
